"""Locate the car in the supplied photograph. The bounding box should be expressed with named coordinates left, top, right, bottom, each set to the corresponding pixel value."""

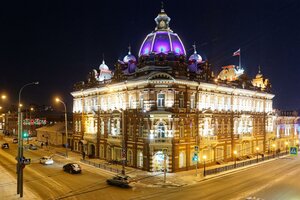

left=1, top=143, right=9, bottom=149
left=106, top=174, right=131, bottom=188
left=12, top=138, right=18, bottom=143
left=63, top=163, right=81, bottom=174
left=29, top=144, right=38, bottom=150
left=40, top=156, right=54, bottom=165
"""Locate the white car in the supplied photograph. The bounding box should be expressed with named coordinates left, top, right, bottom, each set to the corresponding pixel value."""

left=40, top=156, right=54, bottom=165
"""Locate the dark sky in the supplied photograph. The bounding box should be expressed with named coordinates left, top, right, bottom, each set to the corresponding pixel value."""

left=1, top=0, right=300, bottom=111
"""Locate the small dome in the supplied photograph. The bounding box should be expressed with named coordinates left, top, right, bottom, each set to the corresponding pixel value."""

left=123, top=51, right=137, bottom=63
left=99, top=60, right=109, bottom=70
left=189, top=44, right=202, bottom=63
left=189, top=53, right=202, bottom=63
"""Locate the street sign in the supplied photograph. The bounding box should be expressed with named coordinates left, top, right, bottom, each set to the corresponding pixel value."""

left=290, top=147, right=298, bottom=156
left=194, top=145, right=199, bottom=152
left=192, top=152, right=198, bottom=162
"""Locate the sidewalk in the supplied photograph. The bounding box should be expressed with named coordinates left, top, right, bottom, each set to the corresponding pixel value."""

left=51, top=145, right=288, bottom=188
left=0, top=135, right=39, bottom=199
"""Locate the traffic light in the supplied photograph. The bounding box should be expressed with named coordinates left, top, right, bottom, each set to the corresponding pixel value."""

left=22, top=131, right=28, bottom=138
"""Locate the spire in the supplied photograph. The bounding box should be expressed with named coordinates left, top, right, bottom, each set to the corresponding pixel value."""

left=192, top=42, right=197, bottom=54
left=258, top=65, right=261, bottom=74
left=128, top=44, right=131, bottom=55
left=161, top=1, right=164, bottom=12
left=102, top=53, right=105, bottom=64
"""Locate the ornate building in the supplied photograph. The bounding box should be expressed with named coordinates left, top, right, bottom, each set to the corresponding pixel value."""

left=71, top=7, right=298, bottom=172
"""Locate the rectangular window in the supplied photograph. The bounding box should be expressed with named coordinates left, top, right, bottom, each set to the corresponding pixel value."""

left=157, top=93, right=165, bottom=107
left=139, top=125, right=144, bottom=137
left=140, top=94, right=144, bottom=109
left=179, top=94, right=184, bottom=108
left=179, top=126, right=184, bottom=138
left=190, top=94, right=195, bottom=109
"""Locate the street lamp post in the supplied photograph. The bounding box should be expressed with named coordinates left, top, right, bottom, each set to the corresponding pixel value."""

left=55, top=98, right=68, bottom=158
left=17, top=81, right=39, bottom=197
left=256, top=147, right=259, bottom=163
left=233, top=150, right=237, bottom=168
left=203, top=155, right=207, bottom=177
left=285, top=141, right=288, bottom=154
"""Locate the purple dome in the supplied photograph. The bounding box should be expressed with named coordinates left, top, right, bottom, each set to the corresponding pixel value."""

left=189, top=53, right=202, bottom=63
left=123, top=54, right=137, bottom=63
left=139, top=31, right=186, bottom=57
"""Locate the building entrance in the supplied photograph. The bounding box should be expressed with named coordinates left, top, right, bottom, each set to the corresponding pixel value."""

left=152, top=151, right=168, bottom=172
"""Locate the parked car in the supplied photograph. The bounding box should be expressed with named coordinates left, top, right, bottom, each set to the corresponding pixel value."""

left=106, top=174, right=131, bottom=188
left=40, top=156, right=54, bottom=165
left=63, top=163, right=81, bottom=174
left=29, top=144, right=38, bottom=150
left=12, top=138, right=18, bottom=143
left=1, top=143, right=9, bottom=149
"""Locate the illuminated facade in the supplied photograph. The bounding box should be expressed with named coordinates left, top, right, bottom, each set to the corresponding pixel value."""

left=71, top=7, right=298, bottom=172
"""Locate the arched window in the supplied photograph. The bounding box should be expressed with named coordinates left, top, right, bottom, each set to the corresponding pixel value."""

left=157, top=122, right=165, bottom=138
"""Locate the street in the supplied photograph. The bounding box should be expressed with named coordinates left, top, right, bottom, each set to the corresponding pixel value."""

left=1, top=137, right=300, bottom=200
left=132, top=156, right=300, bottom=200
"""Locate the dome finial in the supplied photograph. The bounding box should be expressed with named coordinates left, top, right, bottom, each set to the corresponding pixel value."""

left=258, top=65, right=261, bottom=74
left=128, top=44, right=131, bottom=55
left=102, top=53, right=105, bottom=64
left=161, top=1, right=164, bottom=12
left=192, top=42, right=197, bottom=54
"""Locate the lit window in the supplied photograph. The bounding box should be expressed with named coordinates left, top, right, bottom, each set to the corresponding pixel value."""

left=179, top=126, right=184, bottom=138
left=179, top=93, right=184, bottom=108
left=190, top=94, right=195, bottom=109
left=157, top=93, right=165, bottom=107
left=157, top=122, right=165, bottom=138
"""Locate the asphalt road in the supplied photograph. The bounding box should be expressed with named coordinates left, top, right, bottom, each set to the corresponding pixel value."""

left=2, top=138, right=300, bottom=200
left=131, top=155, right=300, bottom=200
left=0, top=139, right=161, bottom=200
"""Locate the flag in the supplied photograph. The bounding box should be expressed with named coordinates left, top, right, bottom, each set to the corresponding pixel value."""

left=233, top=49, right=240, bottom=56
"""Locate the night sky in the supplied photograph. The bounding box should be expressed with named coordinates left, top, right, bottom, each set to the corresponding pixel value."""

left=1, top=0, right=300, bottom=112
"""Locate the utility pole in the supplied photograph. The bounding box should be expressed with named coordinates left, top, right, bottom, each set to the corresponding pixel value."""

left=17, top=82, right=39, bottom=198
left=121, top=109, right=126, bottom=175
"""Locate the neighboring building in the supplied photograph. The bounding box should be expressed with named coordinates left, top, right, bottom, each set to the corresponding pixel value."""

left=2, top=105, right=72, bottom=138
left=71, top=7, right=298, bottom=172
left=36, top=122, right=73, bottom=147
left=273, top=110, right=299, bottom=152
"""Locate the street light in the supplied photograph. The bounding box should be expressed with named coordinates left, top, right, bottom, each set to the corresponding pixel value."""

left=55, top=97, right=68, bottom=158
left=233, top=150, right=237, bottom=168
left=17, top=81, right=39, bottom=197
left=1, top=95, right=6, bottom=100
left=203, top=155, right=207, bottom=177
left=256, top=147, right=259, bottom=163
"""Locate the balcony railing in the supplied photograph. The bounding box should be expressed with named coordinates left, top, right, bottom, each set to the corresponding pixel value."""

left=238, top=133, right=253, bottom=140
left=107, top=135, right=122, bottom=146
left=200, top=135, right=218, bottom=146
left=83, top=133, right=97, bottom=141
left=149, top=137, right=172, bottom=144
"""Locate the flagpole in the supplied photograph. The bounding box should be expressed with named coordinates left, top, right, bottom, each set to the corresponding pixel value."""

left=239, top=48, right=241, bottom=69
